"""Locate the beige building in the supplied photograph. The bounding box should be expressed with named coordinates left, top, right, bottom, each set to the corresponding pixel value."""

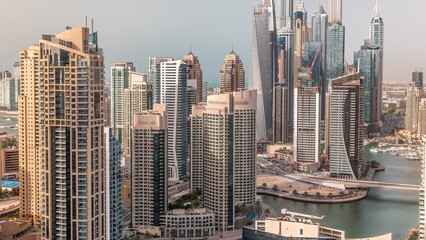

left=132, top=104, right=168, bottom=227
left=183, top=51, right=203, bottom=103
left=162, top=208, right=215, bottom=238
left=418, top=99, right=426, bottom=135
left=19, top=44, right=41, bottom=221
left=254, top=215, right=345, bottom=239
left=21, top=26, right=107, bottom=239
left=0, top=147, right=19, bottom=179
left=123, top=72, right=152, bottom=156
left=190, top=90, right=256, bottom=231
left=219, top=51, right=245, bottom=93
left=405, top=84, right=423, bottom=133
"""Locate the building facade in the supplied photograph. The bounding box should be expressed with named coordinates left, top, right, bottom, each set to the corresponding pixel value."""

left=370, top=3, right=384, bottom=49
left=405, top=85, right=423, bottom=133
left=105, top=128, right=122, bottom=240
left=354, top=41, right=383, bottom=137
left=0, top=147, right=19, bottom=180
left=250, top=1, right=274, bottom=141
left=149, top=56, right=174, bottom=104
left=27, top=26, right=107, bottom=239
left=19, top=44, right=41, bottom=221
left=328, top=0, right=342, bottom=26
left=294, top=87, right=320, bottom=163
left=190, top=90, right=257, bottom=231
left=421, top=137, right=426, bottom=239
left=220, top=51, right=245, bottom=93
left=162, top=208, right=215, bottom=238
left=327, top=73, right=365, bottom=179
left=132, top=105, right=168, bottom=227
left=159, top=60, right=188, bottom=182
left=123, top=72, right=153, bottom=156
left=111, top=62, right=135, bottom=144
left=0, top=78, right=19, bottom=110
left=183, top=52, right=203, bottom=104
left=326, top=25, right=345, bottom=82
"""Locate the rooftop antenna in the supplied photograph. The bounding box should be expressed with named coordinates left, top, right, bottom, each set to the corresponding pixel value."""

left=232, top=42, right=234, bottom=51
left=84, top=16, right=88, bottom=28
left=190, top=43, right=192, bottom=52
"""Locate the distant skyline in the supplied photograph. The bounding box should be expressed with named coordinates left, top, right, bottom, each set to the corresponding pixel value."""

left=1, top=0, right=425, bottom=86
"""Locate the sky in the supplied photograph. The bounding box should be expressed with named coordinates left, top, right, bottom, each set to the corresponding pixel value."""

left=1, top=0, right=425, bottom=87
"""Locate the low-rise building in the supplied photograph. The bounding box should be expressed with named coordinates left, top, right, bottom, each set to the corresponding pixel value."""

left=247, top=210, right=345, bottom=240
left=162, top=208, right=215, bottom=238
left=0, top=147, right=18, bottom=179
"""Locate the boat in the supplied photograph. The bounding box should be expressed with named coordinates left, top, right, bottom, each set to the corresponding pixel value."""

left=5, top=118, right=11, bottom=121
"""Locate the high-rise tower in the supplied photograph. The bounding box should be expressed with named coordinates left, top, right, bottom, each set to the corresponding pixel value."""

left=294, top=87, right=321, bottom=163
left=327, top=73, right=365, bottom=179
left=111, top=62, right=135, bottom=144
left=328, top=0, right=342, bottom=26
left=190, top=90, right=257, bottom=231
left=183, top=51, right=203, bottom=104
left=149, top=56, right=175, bottom=104
left=220, top=50, right=245, bottom=93
left=276, top=0, right=293, bottom=30
left=19, top=45, right=40, bottom=221
left=132, top=104, right=168, bottom=227
left=370, top=2, right=384, bottom=49
left=22, top=26, right=107, bottom=239
left=354, top=40, right=383, bottom=137
left=420, top=137, right=426, bottom=239
left=159, top=60, right=188, bottom=182
left=123, top=72, right=153, bottom=156
left=294, top=0, right=308, bottom=57
left=413, top=68, right=424, bottom=88
left=250, top=0, right=275, bottom=141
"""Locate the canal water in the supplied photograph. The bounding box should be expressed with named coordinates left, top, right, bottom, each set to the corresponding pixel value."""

left=258, top=145, right=421, bottom=239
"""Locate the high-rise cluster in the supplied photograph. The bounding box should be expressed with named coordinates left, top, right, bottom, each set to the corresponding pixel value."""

left=249, top=0, right=384, bottom=179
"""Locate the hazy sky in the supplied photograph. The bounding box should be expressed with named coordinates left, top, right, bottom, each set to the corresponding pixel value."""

left=1, top=0, right=425, bottom=86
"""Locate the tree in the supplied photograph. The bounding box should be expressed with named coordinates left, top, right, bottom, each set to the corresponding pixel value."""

left=292, top=189, right=298, bottom=195
left=262, top=183, right=267, bottom=189
left=272, top=185, right=279, bottom=192
left=303, top=191, right=308, bottom=197
left=328, top=193, right=333, bottom=198
left=315, top=192, right=321, bottom=198
left=339, top=191, right=345, bottom=196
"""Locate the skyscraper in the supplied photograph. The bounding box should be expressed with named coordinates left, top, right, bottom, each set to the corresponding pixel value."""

left=354, top=41, right=383, bottom=137
left=159, top=60, right=188, bottom=182
left=276, top=0, right=293, bottom=30
left=187, top=79, right=198, bottom=115
left=19, top=44, right=40, bottom=221
left=327, top=73, right=365, bottom=179
left=294, top=0, right=308, bottom=57
left=294, top=87, right=320, bottom=163
left=326, top=25, right=345, bottom=82
left=190, top=90, right=257, bottom=231
left=111, top=62, right=135, bottom=144
left=132, top=104, right=168, bottom=227
left=105, top=128, right=122, bottom=240
left=21, top=26, right=106, bottom=239
left=405, top=84, right=423, bottom=133
left=250, top=0, right=275, bottom=141
left=123, top=72, right=153, bottom=156
left=413, top=68, right=424, bottom=88
left=149, top=56, right=175, bottom=104
left=183, top=51, right=203, bottom=104
left=272, top=29, right=292, bottom=143
left=276, top=26, right=294, bottom=142
left=312, top=5, right=328, bottom=44
left=220, top=50, right=245, bottom=93
left=370, top=2, right=384, bottom=49
left=328, top=0, right=342, bottom=26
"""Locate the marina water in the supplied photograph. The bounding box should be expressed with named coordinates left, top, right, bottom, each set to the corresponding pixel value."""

left=258, top=145, right=421, bottom=239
